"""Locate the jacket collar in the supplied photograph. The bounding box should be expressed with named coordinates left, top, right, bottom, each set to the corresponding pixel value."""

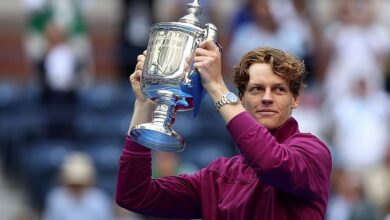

left=270, top=117, right=300, bottom=143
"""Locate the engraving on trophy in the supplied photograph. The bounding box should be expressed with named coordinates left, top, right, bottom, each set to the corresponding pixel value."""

left=147, top=31, right=187, bottom=78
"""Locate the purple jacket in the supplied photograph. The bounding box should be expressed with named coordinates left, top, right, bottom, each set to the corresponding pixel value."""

left=116, top=112, right=332, bottom=220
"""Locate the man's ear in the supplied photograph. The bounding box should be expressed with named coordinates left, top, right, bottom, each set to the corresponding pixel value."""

left=239, top=94, right=246, bottom=108
left=292, top=96, right=299, bottom=108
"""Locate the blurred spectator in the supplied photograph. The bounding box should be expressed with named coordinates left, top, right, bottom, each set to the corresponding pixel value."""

left=26, top=0, right=93, bottom=139
left=288, top=0, right=324, bottom=86
left=42, top=152, right=113, bottom=220
left=226, top=0, right=314, bottom=69
left=43, top=22, right=77, bottom=104
left=153, top=0, right=182, bottom=22
left=22, top=0, right=50, bottom=83
left=116, top=0, right=154, bottom=80
left=41, top=22, right=78, bottom=139
left=23, top=0, right=93, bottom=89
left=268, top=0, right=319, bottom=69
left=152, top=151, right=198, bottom=178
left=292, top=88, right=327, bottom=142
left=152, top=152, right=180, bottom=178
left=152, top=0, right=212, bottom=24
left=319, top=0, right=390, bottom=107
left=49, top=0, right=92, bottom=66
left=206, top=0, right=243, bottom=37
left=326, top=78, right=390, bottom=170
left=326, top=168, right=380, bottom=220
left=362, top=145, right=390, bottom=218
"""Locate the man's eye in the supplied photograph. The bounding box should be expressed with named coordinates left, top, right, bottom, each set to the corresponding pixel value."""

left=251, top=87, right=262, bottom=92
left=275, top=87, right=286, bottom=93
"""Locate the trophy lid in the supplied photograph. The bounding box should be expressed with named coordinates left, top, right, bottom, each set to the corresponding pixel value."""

left=179, top=0, right=202, bottom=26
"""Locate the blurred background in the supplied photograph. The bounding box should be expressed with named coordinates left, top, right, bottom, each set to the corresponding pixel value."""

left=0, top=0, right=390, bottom=219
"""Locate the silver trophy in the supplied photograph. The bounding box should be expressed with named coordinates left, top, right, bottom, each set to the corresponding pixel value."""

left=129, top=0, right=218, bottom=152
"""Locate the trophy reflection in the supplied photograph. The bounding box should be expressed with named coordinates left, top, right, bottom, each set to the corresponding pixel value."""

left=129, top=0, right=218, bottom=152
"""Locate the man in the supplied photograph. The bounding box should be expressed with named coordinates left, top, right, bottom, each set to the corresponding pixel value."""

left=116, top=40, right=332, bottom=220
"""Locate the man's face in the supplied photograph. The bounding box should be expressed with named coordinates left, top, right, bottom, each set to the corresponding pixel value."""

left=241, top=63, right=298, bottom=130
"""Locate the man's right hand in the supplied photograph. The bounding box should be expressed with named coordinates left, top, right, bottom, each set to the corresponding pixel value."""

left=128, top=51, right=156, bottom=130
left=130, top=51, right=147, bottom=101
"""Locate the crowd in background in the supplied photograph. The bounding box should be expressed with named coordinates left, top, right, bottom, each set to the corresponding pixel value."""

left=1, top=0, right=390, bottom=219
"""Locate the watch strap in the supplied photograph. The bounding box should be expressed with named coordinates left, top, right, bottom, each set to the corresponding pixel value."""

left=215, top=92, right=239, bottom=111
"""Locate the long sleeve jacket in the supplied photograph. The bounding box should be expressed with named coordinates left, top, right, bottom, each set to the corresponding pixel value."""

left=116, top=112, right=332, bottom=220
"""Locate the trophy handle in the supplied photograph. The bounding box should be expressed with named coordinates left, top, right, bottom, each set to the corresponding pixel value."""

left=204, top=23, right=222, bottom=52
left=204, top=23, right=218, bottom=42
left=186, top=23, right=221, bottom=81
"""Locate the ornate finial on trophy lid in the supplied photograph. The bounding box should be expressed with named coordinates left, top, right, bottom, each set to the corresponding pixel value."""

left=179, top=0, right=202, bottom=26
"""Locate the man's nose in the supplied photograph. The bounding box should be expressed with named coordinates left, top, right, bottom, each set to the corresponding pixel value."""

left=261, top=89, right=273, bottom=105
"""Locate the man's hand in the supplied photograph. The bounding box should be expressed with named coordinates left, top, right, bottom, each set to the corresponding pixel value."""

left=128, top=51, right=156, bottom=130
left=193, top=40, right=245, bottom=123
left=193, top=40, right=229, bottom=101
left=130, top=51, right=148, bottom=101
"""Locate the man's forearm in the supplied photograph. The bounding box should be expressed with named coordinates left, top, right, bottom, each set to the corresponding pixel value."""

left=128, top=100, right=156, bottom=133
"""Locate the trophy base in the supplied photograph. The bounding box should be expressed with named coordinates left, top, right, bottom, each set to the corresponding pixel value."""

left=129, top=123, right=185, bottom=152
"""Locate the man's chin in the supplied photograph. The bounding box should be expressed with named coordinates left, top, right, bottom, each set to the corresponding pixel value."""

left=257, top=118, right=275, bottom=130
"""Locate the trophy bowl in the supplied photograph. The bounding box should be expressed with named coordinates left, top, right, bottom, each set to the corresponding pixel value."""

left=129, top=0, right=218, bottom=152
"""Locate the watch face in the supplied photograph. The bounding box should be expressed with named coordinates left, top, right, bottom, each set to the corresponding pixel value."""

left=226, top=92, right=239, bottom=102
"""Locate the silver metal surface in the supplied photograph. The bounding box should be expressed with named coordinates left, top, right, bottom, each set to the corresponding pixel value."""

left=129, top=0, right=218, bottom=152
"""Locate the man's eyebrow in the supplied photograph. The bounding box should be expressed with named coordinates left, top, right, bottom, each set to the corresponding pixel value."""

left=272, top=83, right=288, bottom=87
left=247, top=83, right=263, bottom=86
left=247, top=82, right=287, bottom=87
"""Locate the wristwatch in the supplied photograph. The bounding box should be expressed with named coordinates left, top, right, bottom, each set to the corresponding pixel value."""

left=215, top=92, right=240, bottom=111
